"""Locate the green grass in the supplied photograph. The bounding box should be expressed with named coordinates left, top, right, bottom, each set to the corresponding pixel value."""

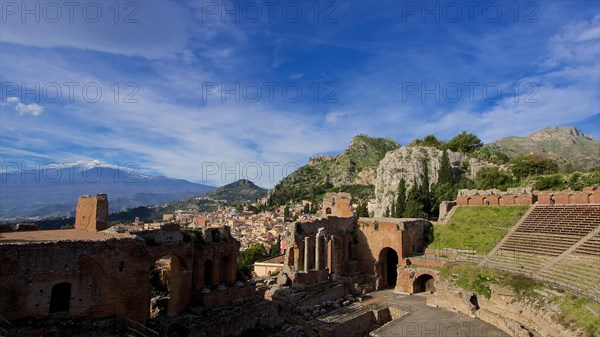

left=430, top=206, right=529, bottom=254
left=441, top=263, right=600, bottom=336
left=555, top=293, right=600, bottom=337
left=440, top=263, right=544, bottom=299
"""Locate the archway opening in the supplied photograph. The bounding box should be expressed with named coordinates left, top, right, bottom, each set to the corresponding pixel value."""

left=413, top=274, right=435, bottom=293
left=49, top=282, right=71, bottom=313
left=150, top=256, right=173, bottom=318
left=326, top=207, right=332, bottom=215
left=470, top=294, right=480, bottom=310
left=378, top=248, right=399, bottom=289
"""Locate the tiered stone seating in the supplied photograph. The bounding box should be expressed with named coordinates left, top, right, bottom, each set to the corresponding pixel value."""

left=574, top=232, right=600, bottom=256
left=484, top=251, right=547, bottom=275
left=483, top=205, right=600, bottom=302
left=499, top=205, right=600, bottom=257
left=540, top=257, right=600, bottom=295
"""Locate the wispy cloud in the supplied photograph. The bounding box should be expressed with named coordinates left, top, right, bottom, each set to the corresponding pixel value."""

left=2, top=97, right=44, bottom=116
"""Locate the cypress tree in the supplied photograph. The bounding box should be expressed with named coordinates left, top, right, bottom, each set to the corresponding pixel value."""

left=394, top=178, right=407, bottom=217
left=438, top=150, right=454, bottom=185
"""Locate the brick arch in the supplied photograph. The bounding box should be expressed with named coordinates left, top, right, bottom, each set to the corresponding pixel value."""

left=395, top=268, right=439, bottom=294
left=150, top=254, right=190, bottom=316
left=78, top=255, right=117, bottom=318
left=466, top=197, right=472, bottom=206
left=413, top=273, right=435, bottom=293
left=588, top=194, right=595, bottom=204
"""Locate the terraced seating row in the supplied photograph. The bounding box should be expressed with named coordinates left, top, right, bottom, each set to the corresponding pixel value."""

left=574, top=232, right=600, bottom=256
left=483, top=205, right=600, bottom=302
left=504, top=205, right=600, bottom=256
left=540, top=257, right=600, bottom=294
left=483, top=250, right=546, bottom=274
left=500, top=232, right=581, bottom=256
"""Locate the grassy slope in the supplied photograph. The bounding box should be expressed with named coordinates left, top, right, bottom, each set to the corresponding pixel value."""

left=430, top=206, right=529, bottom=254
left=440, top=263, right=600, bottom=337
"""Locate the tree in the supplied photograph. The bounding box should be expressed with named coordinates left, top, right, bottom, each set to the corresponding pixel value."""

left=237, top=244, right=269, bottom=277
left=410, top=135, right=445, bottom=149
left=394, top=178, right=407, bottom=217
left=303, top=203, right=310, bottom=214
left=310, top=200, right=318, bottom=214
left=511, top=154, right=558, bottom=179
left=270, top=236, right=282, bottom=257
left=447, top=131, right=482, bottom=153
left=475, top=167, right=513, bottom=190
left=356, top=201, right=369, bottom=217
left=403, top=186, right=425, bottom=218
left=283, top=206, right=290, bottom=221
left=438, top=150, right=454, bottom=185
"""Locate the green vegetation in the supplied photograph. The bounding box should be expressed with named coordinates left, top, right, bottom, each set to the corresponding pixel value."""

left=483, top=126, right=600, bottom=172
left=441, top=263, right=544, bottom=299
left=237, top=244, right=269, bottom=278
left=441, top=263, right=600, bottom=336
left=205, top=179, right=267, bottom=205
left=554, top=293, right=600, bottom=337
left=267, top=134, right=398, bottom=208
left=475, top=167, right=515, bottom=191
left=409, top=131, right=483, bottom=153
left=429, top=206, right=529, bottom=254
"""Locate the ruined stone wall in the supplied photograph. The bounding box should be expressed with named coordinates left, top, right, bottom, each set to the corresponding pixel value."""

left=74, top=194, right=109, bottom=231
left=456, top=186, right=600, bottom=206
left=355, top=219, right=404, bottom=275
left=429, top=279, right=581, bottom=337
left=537, top=186, right=600, bottom=205
left=0, top=238, right=149, bottom=323
left=0, top=227, right=244, bottom=324
left=321, top=192, right=354, bottom=217
left=395, top=268, right=439, bottom=294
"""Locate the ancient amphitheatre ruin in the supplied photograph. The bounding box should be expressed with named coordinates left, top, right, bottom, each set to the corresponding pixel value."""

left=0, top=188, right=599, bottom=337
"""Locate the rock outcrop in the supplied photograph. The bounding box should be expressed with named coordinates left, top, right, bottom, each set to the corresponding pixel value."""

left=373, top=147, right=466, bottom=217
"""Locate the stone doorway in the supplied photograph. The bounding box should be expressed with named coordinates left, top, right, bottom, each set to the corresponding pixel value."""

left=49, top=282, right=71, bottom=313
left=378, top=247, right=399, bottom=289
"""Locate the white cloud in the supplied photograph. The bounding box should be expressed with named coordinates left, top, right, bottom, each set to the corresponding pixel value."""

left=3, top=97, right=44, bottom=116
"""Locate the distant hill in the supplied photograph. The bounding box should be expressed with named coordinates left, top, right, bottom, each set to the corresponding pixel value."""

left=484, top=126, right=600, bottom=171
left=0, top=162, right=215, bottom=220
left=205, top=179, right=267, bottom=205
left=267, top=134, right=400, bottom=206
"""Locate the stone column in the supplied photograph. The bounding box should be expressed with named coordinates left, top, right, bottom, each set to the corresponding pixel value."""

left=315, top=234, right=321, bottom=270
left=304, top=237, right=310, bottom=272
left=330, top=235, right=335, bottom=274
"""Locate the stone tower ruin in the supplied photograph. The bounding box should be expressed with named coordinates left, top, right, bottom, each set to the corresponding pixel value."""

left=75, top=193, right=109, bottom=231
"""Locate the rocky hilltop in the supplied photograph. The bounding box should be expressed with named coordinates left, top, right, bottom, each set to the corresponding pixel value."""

left=484, top=126, right=599, bottom=170
left=267, top=135, right=399, bottom=205
left=373, top=147, right=468, bottom=217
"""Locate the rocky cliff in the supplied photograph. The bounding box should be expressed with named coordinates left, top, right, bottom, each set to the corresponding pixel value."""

left=373, top=147, right=468, bottom=217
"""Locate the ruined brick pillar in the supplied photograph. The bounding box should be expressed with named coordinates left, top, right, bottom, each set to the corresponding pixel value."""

left=75, top=193, right=109, bottom=231
left=315, top=234, right=321, bottom=270
left=329, top=235, right=335, bottom=274
left=304, top=237, right=310, bottom=272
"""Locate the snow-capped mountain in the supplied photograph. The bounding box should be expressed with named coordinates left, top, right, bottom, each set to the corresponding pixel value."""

left=0, top=161, right=215, bottom=220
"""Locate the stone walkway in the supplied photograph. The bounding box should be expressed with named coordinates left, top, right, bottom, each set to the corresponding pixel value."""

left=368, top=290, right=510, bottom=337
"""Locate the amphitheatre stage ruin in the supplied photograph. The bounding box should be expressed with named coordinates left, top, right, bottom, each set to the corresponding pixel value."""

left=1, top=190, right=599, bottom=336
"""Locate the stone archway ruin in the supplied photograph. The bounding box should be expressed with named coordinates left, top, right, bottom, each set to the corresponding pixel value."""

left=378, top=247, right=399, bottom=289
left=413, top=274, right=435, bottom=293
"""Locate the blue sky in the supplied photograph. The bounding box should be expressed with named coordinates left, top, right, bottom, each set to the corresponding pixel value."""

left=1, top=0, right=599, bottom=187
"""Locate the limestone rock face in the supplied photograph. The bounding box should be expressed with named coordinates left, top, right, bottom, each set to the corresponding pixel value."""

left=374, top=147, right=466, bottom=217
